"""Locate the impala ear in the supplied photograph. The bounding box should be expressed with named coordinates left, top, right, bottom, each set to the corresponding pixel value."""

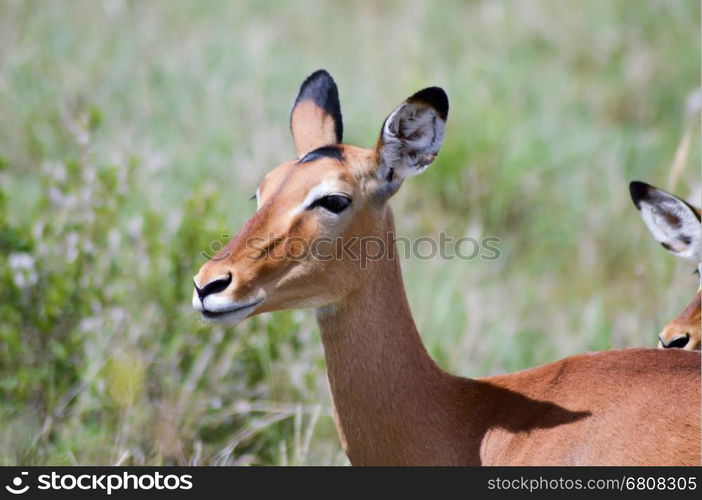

left=630, top=181, right=702, bottom=261
left=290, top=70, right=343, bottom=157
left=375, top=87, right=448, bottom=184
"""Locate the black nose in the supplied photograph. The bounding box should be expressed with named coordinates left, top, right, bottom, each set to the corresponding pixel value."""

left=194, top=273, right=232, bottom=300
left=660, top=333, right=690, bottom=349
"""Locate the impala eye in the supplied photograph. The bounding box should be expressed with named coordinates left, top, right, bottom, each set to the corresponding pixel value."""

left=309, top=194, right=352, bottom=214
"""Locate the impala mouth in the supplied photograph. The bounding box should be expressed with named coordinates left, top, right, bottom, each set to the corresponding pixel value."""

left=201, top=296, right=265, bottom=323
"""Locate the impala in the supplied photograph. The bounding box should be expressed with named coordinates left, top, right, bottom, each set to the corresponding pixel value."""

left=630, top=181, right=701, bottom=350
left=193, top=70, right=700, bottom=465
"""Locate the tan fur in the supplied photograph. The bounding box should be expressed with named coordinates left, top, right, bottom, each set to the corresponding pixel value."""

left=290, top=100, right=339, bottom=156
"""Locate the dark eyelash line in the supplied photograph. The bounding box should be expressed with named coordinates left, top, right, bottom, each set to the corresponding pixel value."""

left=308, top=194, right=352, bottom=214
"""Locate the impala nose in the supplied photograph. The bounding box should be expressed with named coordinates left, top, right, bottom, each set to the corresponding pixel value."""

left=194, top=273, right=233, bottom=301
left=659, top=333, right=690, bottom=349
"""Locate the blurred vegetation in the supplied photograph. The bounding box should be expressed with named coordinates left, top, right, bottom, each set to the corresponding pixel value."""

left=0, top=0, right=699, bottom=465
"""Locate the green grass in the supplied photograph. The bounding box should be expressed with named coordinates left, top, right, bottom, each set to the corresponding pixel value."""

left=0, top=0, right=699, bottom=465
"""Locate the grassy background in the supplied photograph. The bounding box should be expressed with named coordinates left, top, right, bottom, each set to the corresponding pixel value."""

left=0, top=0, right=699, bottom=465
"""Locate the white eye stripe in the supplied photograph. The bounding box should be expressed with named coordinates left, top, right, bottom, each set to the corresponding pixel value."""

left=291, top=181, right=349, bottom=216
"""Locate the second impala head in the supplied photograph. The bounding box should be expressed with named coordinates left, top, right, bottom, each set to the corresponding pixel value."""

left=629, top=181, right=701, bottom=350
left=192, top=70, right=448, bottom=324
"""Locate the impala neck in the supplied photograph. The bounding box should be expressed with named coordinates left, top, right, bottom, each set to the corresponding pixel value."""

left=315, top=208, right=471, bottom=465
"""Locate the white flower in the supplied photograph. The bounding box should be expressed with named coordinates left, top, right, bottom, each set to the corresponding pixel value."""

left=108, top=228, right=121, bottom=250
left=126, top=216, right=143, bottom=239
left=44, top=161, right=67, bottom=183
left=8, top=252, right=38, bottom=288
left=66, top=232, right=79, bottom=263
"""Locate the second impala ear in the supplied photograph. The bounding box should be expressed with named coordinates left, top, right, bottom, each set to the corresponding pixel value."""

left=376, top=87, right=448, bottom=183
left=290, top=70, right=343, bottom=157
left=630, top=181, right=702, bottom=261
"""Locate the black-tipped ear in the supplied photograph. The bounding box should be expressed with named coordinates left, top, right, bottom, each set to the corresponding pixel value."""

left=376, top=86, right=449, bottom=183
left=407, top=87, right=449, bottom=121
left=629, top=180, right=702, bottom=261
left=629, top=181, right=653, bottom=210
left=630, top=181, right=701, bottom=221
left=290, top=70, right=343, bottom=157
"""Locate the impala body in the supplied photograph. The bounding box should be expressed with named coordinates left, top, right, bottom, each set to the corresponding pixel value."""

left=630, top=181, right=701, bottom=350
left=193, top=70, right=701, bottom=465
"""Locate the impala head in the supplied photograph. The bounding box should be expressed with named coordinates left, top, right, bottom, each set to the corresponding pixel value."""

left=193, top=70, right=448, bottom=324
left=629, top=181, right=701, bottom=350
